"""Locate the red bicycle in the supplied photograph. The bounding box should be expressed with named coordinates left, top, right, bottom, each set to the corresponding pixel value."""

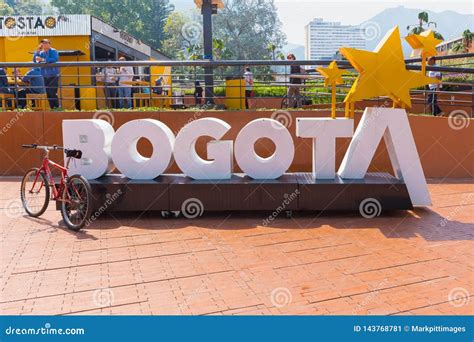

left=20, top=144, right=93, bottom=231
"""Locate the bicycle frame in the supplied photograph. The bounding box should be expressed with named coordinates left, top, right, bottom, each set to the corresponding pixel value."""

left=28, top=148, right=75, bottom=202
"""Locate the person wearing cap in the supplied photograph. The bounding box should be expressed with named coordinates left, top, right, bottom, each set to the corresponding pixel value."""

left=33, top=39, right=60, bottom=109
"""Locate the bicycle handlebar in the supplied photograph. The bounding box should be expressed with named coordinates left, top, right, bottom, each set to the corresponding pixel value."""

left=22, top=144, right=64, bottom=150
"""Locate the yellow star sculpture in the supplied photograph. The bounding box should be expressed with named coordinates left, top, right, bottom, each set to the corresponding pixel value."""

left=317, top=61, right=345, bottom=118
left=339, top=26, right=438, bottom=113
left=405, top=29, right=442, bottom=58
left=405, top=29, right=442, bottom=75
left=317, top=61, right=345, bottom=87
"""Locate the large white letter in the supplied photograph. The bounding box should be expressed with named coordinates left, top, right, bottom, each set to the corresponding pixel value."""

left=296, top=118, right=353, bottom=179
left=174, top=118, right=233, bottom=180
left=111, top=119, right=175, bottom=179
left=235, top=118, right=294, bottom=179
left=62, top=119, right=115, bottom=179
left=338, top=107, right=431, bottom=206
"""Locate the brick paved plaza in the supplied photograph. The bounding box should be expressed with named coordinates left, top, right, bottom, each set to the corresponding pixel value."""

left=1, top=179, right=472, bottom=315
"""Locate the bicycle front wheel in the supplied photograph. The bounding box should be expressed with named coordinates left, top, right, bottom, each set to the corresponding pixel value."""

left=60, top=175, right=93, bottom=231
left=21, top=168, right=50, bottom=217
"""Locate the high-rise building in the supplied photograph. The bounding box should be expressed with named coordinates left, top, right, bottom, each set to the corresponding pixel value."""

left=305, top=18, right=366, bottom=60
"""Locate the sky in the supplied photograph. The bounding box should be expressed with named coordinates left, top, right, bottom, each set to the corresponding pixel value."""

left=274, top=0, right=473, bottom=45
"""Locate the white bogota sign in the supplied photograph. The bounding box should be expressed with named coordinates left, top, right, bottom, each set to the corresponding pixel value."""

left=62, top=108, right=431, bottom=206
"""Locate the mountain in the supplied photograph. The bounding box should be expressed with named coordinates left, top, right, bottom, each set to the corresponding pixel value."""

left=362, top=6, right=474, bottom=55
left=283, top=43, right=305, bottom=60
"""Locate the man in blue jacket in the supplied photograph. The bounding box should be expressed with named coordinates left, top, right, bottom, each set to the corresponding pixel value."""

left=33, top=39, right=60, bottom=109
left=15, top=68, right=46, bottom=108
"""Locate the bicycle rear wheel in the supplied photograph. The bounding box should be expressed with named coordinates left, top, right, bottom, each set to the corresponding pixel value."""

left=21, top=168, right=50, bottom=217
left=281, top=95, right=289, bottom=109
left=60, top=175, right=93, bottom=231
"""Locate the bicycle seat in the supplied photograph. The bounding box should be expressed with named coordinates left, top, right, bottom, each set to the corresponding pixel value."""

left=65, top=149, right=82, bottom=159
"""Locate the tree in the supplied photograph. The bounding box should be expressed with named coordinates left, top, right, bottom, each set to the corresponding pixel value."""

left=450, top=42, right=465, bottom=54
left=406, top=11, right=444, bottom=40
left=267, top=43, right=276, bottom=60
left=51, top=0, right=173, bottom=49
left=0, top=0, right=51, bottom=15
left=161, top=12, right=192, bottom=59
left=462, top=29, right=472, bottom=50
left=212, top=0, right=286, bottom=60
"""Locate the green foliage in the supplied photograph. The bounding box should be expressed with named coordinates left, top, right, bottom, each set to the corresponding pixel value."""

left=406, top=11, right=444, bottom=40
left=212, top=0, right=286, bottom=60
left=0, top=0, right=50, bottom=15
left=51, top=0, right=173, bottom=49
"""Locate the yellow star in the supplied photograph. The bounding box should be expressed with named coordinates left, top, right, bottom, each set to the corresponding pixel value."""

left=339, top=26, right=438, bottom=108
left=316, top=61, right=345, bottom=87
left=405, top=29, right=442, bottom=57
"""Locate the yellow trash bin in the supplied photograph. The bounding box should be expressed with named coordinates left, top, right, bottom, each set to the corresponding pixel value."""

left=225, top=77, right=246, bottom=109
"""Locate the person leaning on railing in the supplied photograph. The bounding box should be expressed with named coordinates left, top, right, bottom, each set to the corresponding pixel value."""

left=287, top=53, right=305, bottom=108
left=33, top=39, right=60, bottom=109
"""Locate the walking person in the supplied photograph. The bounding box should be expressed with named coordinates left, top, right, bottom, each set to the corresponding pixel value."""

left=243, top=67, right=254, bottom=109
left=117, top=57, right=134, bottom=109
left=427, top=57, right=443, bottom=116
left=286, top=53, right=305, bottom=108
left=33, top=39, right=60, bottom=109
left=102, top=61, right=118, bottom=109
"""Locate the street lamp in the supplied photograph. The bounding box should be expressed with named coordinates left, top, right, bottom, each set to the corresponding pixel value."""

left=194, top=0, right=224, bottom=104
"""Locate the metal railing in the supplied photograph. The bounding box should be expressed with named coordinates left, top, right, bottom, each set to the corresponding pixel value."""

left=0, top=53, right=472, bottom=115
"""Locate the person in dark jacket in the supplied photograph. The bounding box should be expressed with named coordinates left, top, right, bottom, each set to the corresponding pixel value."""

left=0, top=67, right=13, bottom=108
left=33, top=39, right=60, bottom=109
left=194, top=81, right=203, bottom=105
left=287, top=53, right=305, bottom=108
left=0, top=67, right=11, bottom=94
